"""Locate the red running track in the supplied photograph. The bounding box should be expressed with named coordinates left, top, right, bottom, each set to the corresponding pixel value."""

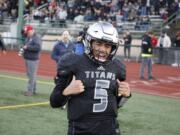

left=0, top=51, right=180, bottom=99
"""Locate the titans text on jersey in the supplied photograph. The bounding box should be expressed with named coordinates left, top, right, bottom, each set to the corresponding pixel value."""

left=85, top=71, right=116, bottom=80
left=50, top=53, right=126, bottom=121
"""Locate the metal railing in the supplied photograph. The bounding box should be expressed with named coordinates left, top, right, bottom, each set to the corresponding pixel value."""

left=161, top=10, right=180, bottom=30
left=1, top=36, right=179, bottom=65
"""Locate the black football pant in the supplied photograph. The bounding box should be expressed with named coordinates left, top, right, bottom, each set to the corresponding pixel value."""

left=67, top=118, right=121, bottom=135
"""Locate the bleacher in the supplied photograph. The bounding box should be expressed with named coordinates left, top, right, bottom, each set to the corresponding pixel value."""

left=0, top=13, right=165, bottom=59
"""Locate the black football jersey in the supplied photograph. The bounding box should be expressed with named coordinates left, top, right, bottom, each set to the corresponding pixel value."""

left=50, top=53, right=126, bottom=121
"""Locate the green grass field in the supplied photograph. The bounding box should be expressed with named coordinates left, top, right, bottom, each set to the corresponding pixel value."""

left=0, top=72, right=180, bottom=135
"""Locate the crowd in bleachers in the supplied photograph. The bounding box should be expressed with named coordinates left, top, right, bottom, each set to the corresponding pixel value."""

left=0, top=0, right=18, bottom=23
left=0, top=0, right=179, bottom=26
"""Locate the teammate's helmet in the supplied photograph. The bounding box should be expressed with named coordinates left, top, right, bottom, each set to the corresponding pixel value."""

left=85, top=21, right=119, bottom=64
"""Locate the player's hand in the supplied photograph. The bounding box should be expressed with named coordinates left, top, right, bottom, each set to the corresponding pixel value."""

left=23, top=45, right=28, bottom=49
left=117, top=79, right=130, bottom=97
left=63, top=75, right=84, bottom=96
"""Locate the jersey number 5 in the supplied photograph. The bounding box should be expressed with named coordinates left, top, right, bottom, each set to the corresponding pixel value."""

left=93, top=80, right=109, bottom=112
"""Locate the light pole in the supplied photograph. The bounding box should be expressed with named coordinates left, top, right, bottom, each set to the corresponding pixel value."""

left=17, top=0, right=25, bottom=46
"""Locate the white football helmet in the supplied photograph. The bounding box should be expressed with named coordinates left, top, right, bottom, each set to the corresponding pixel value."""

left=85, top=21, right=119, bottom=63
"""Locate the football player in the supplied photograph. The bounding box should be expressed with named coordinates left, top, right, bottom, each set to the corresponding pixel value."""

left=50, top=21, right=131, bottom=135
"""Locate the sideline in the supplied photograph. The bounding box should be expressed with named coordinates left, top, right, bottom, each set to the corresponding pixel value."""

left=0, top=74, right=52, bottom=110
left=0, top=101, right=49, bottom=110
left=0, top=74, right=54, bottom=85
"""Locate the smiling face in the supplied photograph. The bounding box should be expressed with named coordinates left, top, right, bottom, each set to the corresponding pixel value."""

left=91, top=40, right=112, bottom=62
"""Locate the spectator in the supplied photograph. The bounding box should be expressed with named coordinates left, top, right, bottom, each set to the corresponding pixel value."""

left=73, top=11, right=84, bottom=24
left=84, top=8, right=95, bottom=21
left=123, top=31, right=132, bottom=61
left=151, top=32, right=158, bottom=64
left=140, top=31, right=154, bottom=80
left=33, top=9, right=41, bottom=20
left=140, top=16, right=151, bottom=31
left=117, top=0, right=125, bottom=11
left=73, top=35, right=85, bottom=55
left=135, top=16, right=151, bottom=31
left=128, top=2, right=138, bottom=21
left=50, top=21, right=131, bottom=135
left=171, top=31, right=180, bottom=67
left=0, top=34, right=6, bottom=54
left=122, top=3, right=130, bottom=21
left=156, top=30, right=171, bottom=64
left=151, top=32, right=158, bottom=48
left=51, top=30, right=74, bottom=109
left=51, top=30, right=74, bottom=64
left=73, top=26, right=88, bottom=55
left=0, top=4, right=4, bottom=24
left=0, top=0, right=179, bottom=25
left=67, top=7, right=75, bottom=21
left=56, top=5, right=67, bottom=27
left=48, top=0, right=57, bottom=21
left=21, top=25, right=42, bottom=96
left=139, top=1, right=148, bottom=16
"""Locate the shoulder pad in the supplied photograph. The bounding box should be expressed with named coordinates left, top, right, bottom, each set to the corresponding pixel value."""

left=57, top=53, right=80, bottom=76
